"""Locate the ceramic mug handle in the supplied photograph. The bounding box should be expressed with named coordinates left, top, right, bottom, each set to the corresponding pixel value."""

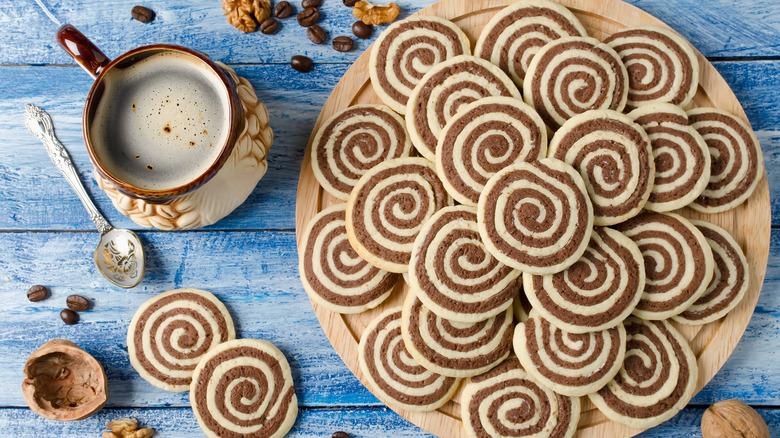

left=56, top=24, right=111, bottom=79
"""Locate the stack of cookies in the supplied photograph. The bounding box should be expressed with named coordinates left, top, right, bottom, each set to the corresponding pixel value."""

left=301, top=0, right=763, bottom=435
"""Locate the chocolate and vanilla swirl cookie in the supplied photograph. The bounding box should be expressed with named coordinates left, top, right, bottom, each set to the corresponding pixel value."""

left=127, top=288, right=235, bottom=392
left=589, top=317, right=698, bottom=429
left=401, top=292, right=514, bottom=378
left=616, top=211, right=714, bottom=320
left=346, top=157, right=452, bottom=273
left=478, top=158, right=594, bottom=275
left=514, top=310, right=627, bottom=397
left=674, top=220, right=749, bottom=325
left=190, top=339, right=298, bottom=438
left=311, top=105, right=412, bottom=200
left=629, top=103, right=711, bottom=212
left=359, top=307, right=460, bottom=411
left=687, top=107, right=764, bottom=213
left=524, top=227, right=645, bottom=333
left=406, top=55, right=522, bottom=161
left=475, top=0, right=587, bottom=86
left=369, top=16, right=471, bottom=114
left=523, top=36, right=628, bottom=131
left=409, top=205, right=521, bottom=322
left=461, top=357, right=580, bottom=438
left=299, top=204, right=398, bottom=314
left=604, top=26, right=699, bottom=110
left=436, top=96, right=548, bottom=205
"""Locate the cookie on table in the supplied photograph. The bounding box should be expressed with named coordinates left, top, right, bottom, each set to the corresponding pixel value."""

left=616, top=211, right=714, bottom=320
left=548, top=109, right=655, bottom=226
left=589, top=317, right=698, bottom=429
left=524, top=36, right=628, bottom=131
left=369, top=15, right=471, bottom=114
left=299, top=204, right=399, bottom=314
left=687, top=107, right=764, bottom=213
left=513, top=294, right=529, bottom=323
left=190, top=339, right=297, bottom=438
left=435, top=96, right=548, bottom=206
left=406, top=55, right=522, bottom=162
left=477, top=157, right=594, bottom=275
left=524, top=227, right=645, bottom=333
left=127, top=288, right=235, bottom=392
left=359, top=307, right=460, bottom=412
left=674, top=220, right=749, bottom=325
left=604, top=26, right=699, bottom=110
left=629, top=103, right=711, bottom=212
left=408, top=205, right=521, bottom=323
left=311, top=104, right=412, bottom=200
left=475, top=0, right=587, bottom=86
left=345, top=157, right=452, bottom=273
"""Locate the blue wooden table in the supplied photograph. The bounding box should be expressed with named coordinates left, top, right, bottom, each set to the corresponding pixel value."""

left=1, top=0, right=778, bottom=436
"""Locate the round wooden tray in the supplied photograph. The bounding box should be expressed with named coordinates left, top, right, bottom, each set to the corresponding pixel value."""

left=294, top=0, right=771, bottom=436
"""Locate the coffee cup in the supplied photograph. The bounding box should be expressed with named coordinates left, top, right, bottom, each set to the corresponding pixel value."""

left=56, top=24, right=244, bottom=203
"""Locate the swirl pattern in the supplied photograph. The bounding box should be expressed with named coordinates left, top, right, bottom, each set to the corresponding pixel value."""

left=190, top=339, right=298, bottom=438
left=687, top=107, right=764, bottom=213
left=604, top=26, right=699, bottom=109
left=359, top=307, right=460, bottom=411
left=299, top=204, right=398, bottom=314
left=523, top=36, right=628, bottom=131
left=548, top=109, right=655, bottom=225
left=616, top=211, right=714, bottom=320
left=369, top=16, right=471, bottom=114
left=588, top=317, right=698, bottom=429
left=407, top=55, right=522, bottom=161
left=524, top=227, right=645, bottom=333
left=477, top=157, right=594, bottom=275
left=127, top=288, right=235, bottom=392
left=311, top=105, right=412, bottom=200
left=475, top=0, right=588, bottom=86
left=436, top=96, right=548, bottom=206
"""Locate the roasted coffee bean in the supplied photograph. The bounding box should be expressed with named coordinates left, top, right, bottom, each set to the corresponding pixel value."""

left=27, top=285, right=48, bottom=302
left=274, top=1, right=293, bottom=18
left=301, top=0, right=322, bottom=8
left=291, top=55, right=313, bottom=72
left=332, top=432, right=350, bottom=438
left=297, top=7, right=320, bottom=27
left=131, top=5, right=155, bottom=23
left=60, top=309, right=79, bottom=325
left=307, top=24, right=327, bottom=44
left=332, top=36, right=354, bottom=52
left=66, top=295, right=90, bottom=312
left=343, top=0, right=357, bottom=6
left=259, top=17, right=279, bottom=34
left=352, top=20, right=373, bottom=39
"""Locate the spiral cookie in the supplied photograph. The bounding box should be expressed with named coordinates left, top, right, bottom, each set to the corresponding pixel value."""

left=359, top=307, right=460, bottom=411
left=478, top=158, right=594, bottom=275
left=407, top=55, right=522, bottom=161
left=299, top=204, right=398, bottom=314
left=524, top=36, right=628, bottom=131
left=629, top=103, right=711, bottom=212
left=604, top=26, right=699, bottom=109
left=346, top=157, right=452, bottom=273
left=436, top=96, right=548, bottom=205
left=616, top=211, right=714, bottom=320
left=475, top=0, right=588, bottom=86
left=514, top=310, right=627, bottom=397
left=369, top=16, right=471, bottom=114
left=589, top=317, right=698, bottom=429
left=687, top=107, right=764, bottom=213
left=409, top=205, right=521, bottom=323
left=127, top=288, right=235, bottom=392
left=311, top=105, right=412, bottom=200
left=461, top=357, right=580, bottom=438
left=401, top=292, right=514, bottom=378
left=674, top=220, right=749, bottom=325
left=190, top=339, right=297, bottom=438
left=524, top=227, right=645, bottom=333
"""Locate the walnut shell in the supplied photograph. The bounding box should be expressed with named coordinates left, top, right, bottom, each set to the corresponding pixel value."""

left=353, top=1, right=400, bottom=25
left=701, top=399, right=770, bottom=438
left=22, top=339, right=108, bottom=421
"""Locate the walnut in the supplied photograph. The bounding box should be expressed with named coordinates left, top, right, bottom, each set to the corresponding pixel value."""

left=102, top=418, right=155, bottom=438
left=701, top=400, right=770, bottom=438
left=352, top=1, right=400, bottom=25
left=222, top=0, right=271, bottom=32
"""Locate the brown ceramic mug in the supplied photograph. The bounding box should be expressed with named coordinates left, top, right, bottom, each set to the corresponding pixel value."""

left=56, top=24, right=244, bottom=203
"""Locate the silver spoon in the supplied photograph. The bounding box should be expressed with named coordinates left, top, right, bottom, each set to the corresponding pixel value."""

left=25, top=104, right=145, bottom=288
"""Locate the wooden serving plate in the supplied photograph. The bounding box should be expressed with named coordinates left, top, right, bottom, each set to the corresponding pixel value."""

left=295, top=0, right=771, bottom=436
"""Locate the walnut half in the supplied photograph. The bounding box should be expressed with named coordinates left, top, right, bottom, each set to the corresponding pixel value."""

left=353, top=1, right=400, bottom=25
left=222, top=0, right=271, bottom=33
left=102, top=418, right=155, bottom=438
left=701, top=400, right=770, bottom=438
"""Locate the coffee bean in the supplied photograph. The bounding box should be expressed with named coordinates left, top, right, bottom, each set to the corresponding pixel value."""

left=307, top=25, right=327, bottom=44
left=332, top=432, right=350, bottom=438
left=352, top=20, right=373, bottom=39
left=332, top=36, right=354, bottom=52
left=60, top=309, right=79, bottom=325
left=259, top=17, right=279, bottom=34
left=27, top=285, right=48, bottom=302
left=66, top=295, right=90, bottom=312
left=297, top=7, right=320, bottom=27
left=274, top=1, right=293, bottom=18
left=343, top=0, right=357, bottom=6
left=302, top=0, right=322, bottom=7
left=291, top=55, right=313, bottom=72
left=131, top=5, right=155, bottom=23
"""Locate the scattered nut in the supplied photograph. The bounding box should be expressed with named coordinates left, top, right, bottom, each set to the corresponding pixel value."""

left=103, top=418, right=155, bottom=438
left=352, top=1, right=399, bottom=25
left=701, top=400, right=770, bottom=438
left=222, top=0, right=271, bottom=32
